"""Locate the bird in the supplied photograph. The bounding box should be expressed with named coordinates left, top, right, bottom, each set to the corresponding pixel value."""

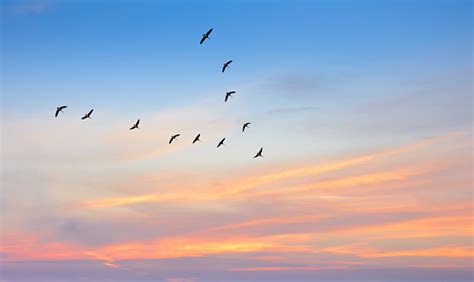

left=242, top=122, right=251, bottom=132
left=225, top=91, right=235, bottom=102
left=130, top=119, right=140, bottom=130
left=169, top=134, right=180, bottom=144
left=200, top=28, right=213, bottom=44
left=254, top=147, right=264, bottom=158
left=55, top=106, right=67, bottom=117
left=193, top=133, right=201, bottom=144
left=81, top=109, right=93, bottom=120
left=222, top=60, right=233, bottom=73
left=217, top=138, right=226, bottom=148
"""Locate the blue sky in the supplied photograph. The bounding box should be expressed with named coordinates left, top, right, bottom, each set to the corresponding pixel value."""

left=3, top=0, right=472, bottom=113
left=1, top=1, right=473, bottom=281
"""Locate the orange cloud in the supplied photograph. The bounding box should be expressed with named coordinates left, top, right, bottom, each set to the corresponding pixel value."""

left=76, top=129, right=467, bottom=212
left=0, top=232, right=87, bottom=261
left=324, top=243, right=473, bottom=258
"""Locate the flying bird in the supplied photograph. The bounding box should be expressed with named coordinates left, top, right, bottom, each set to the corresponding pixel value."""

left=254, top=147, right=264, bottom=158
left=222, top=60, right=232, bottom=73
left=242, top=122, right=251, bottom=132
left=193, top=133, right=201, bottom=144
left=217, top=138, right=226, bottom=148
left=200, top=28, right=213, bottom=44
left=169, top=134, right=180, bottom=144
left=225, top=91, right=235, bottom=102
left=55, top=105, right=67, bottom=117
left=130, top=119, right=140, bottom=130
left=81, top=109, right=94, bottom=120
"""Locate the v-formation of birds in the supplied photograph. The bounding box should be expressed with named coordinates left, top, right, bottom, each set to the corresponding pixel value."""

left=55, top=28, right=263, bottom=159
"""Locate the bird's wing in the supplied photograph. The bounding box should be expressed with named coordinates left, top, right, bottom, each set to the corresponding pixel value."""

left=136, top=119, right=140, bottom=126
left=55, top=109, right=60, bottom=117
left=222, top=65, right=226, bottom=73
left=88, top=109, right=94, bottom=115
left=218, top=139, right=224, bottom=147
left=207, top=28, right=213, bottom=36
left=200, top=37, right=205, bottom=44
left=227, top=60, right=233, bottom=64
left=81, top=115, right=87, bottom=120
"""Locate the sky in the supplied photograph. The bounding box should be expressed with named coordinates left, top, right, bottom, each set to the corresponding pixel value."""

left=1, top=0, right=473, bottom=281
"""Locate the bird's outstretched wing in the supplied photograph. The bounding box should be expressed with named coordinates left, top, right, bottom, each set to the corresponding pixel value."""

left=130, top=119, right=140, bottom=130
left=222, top=60, right=232, bottom=73
left=206, top=28, right=213, bottom=37
left=217, top=138, right=225, bottom=148
left=254, top=147, right=264, bottom=158
left=193, top=134, right=201, bottom=144
left=200, top=28, right=213, bottom=44
left=169, top=134, right=180, bottom=144
left=55, top=106, right=67, bottom=117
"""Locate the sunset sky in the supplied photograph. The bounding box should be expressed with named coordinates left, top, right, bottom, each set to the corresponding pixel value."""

left=1, top=0, right=473, bottom=281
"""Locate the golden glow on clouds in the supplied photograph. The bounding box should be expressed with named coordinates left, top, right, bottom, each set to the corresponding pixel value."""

left=2, top=129, right=472, bottom=272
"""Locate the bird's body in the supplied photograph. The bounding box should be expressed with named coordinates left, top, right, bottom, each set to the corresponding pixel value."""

left=55, top=106, right=67, bottom=117
left=254, top=147, right=264, bottom=158
left=169, top=134, right=180, bottom=144
left=222, top=60, right=233, bottom=73
left=200, top=28, right=213, bottom=44
left=193, top=133, right=201, bottom=144
left=217, top=138, right=226, bottom=148
left=81, top=109, right=94, bottom=120
left=242, top=122, right=251, bottom=132
left=225, top=91, right=235, bottom=102
left=130, top=119, right=140, bottom=130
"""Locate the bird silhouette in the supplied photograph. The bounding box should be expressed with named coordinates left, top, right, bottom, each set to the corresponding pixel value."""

left=225, top=91, right=235, bottom=102
left=242, top=122, right=251, bottom=132
left=81, top=109, right=94, bottom=120
left=200, top=28, right=213, bottom=44
left=222, top=60, right=233, bottom=73
left=254, top=147, right=264, bottom=158
left=169, top=134, right=180, bottom=144
left=130, top=119, right=140, bottom=130
left=193, top=133, right=201, bottom=144
left=217, top=138, right=226, bottom=148
left=55, top=106, right=67, bottom=117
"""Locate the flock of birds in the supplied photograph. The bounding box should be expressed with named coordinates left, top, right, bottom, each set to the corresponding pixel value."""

left=54, top=28, right=264, bottom=159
